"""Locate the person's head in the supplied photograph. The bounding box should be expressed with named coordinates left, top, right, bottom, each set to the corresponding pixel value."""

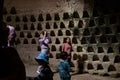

left=64, top=37, right=71, bottom=45
left=0, top=22, right=9, bottom=47
left=60, top=52, right=68, bottom=60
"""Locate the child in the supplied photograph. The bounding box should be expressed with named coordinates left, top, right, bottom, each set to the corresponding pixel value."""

left=36, top=30, right=50, bottom=60
left=35, top=30, right=50, bottom=73
left=35, top=53, right=53, bottom=80
left=58, top=52, right=71, bottom=80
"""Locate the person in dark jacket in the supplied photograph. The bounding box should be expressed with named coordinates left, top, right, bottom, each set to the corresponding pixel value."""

left=0, top=22, right=26, bottom=80
left=35, top=52, right=53, bottom=80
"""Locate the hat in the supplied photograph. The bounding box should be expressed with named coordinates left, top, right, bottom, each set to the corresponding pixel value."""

left=35, top=53, right=49, bottom=64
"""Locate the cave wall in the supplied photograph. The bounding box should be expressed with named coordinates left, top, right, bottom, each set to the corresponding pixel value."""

left=3, top=0, right=120, bottom=77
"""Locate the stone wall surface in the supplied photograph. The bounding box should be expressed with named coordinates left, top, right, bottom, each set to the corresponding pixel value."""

left=3, top=0, right=120, bottom=77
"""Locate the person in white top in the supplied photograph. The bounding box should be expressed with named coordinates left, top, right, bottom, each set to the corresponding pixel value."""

left=7, top=25, right=15, bottom=47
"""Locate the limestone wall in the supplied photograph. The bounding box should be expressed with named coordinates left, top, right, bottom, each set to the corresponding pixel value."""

left=3, top=0, right=120, bottom=77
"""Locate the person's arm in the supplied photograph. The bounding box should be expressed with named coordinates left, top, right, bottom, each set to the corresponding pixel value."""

left=39, top=31, right=47, bottom=42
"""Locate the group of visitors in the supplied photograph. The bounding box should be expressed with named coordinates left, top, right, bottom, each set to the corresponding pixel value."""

left=34, top=30, right=74, bottom=80
left=0, top=21, right=74, bottom=80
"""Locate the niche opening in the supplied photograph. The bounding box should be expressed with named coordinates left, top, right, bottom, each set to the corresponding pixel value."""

left=51, top=45, right=56, bottom=51
left=23, top=24, right=28, bottom=30
left=87, top=47, right=94, bottom=52
left=22, top=16, right=28, bottom=22
left=60, top=22, right=65, bottom=28
left=107, top=47, right=114, bottom=53
left=63, top=12, right=70, bottom=20
left=68, top=21, right=74, bottom=28
left=23, top=39, right=28, bottom=44
left=108, top=65, right=116, bottom=72
left=98, top=47, right=104, bottom=53
left=38, top=14, right=44, bottom=21
left=97, top=64, right=103, bottom=70
left=31, top=39, right=36, bottom=44
left=55, top=38, right=60, bottom=44
left=87, top=63, right=94, bottom=69
left=103, top=55, right=109, bottom=62
left=20, top=32, right=24, bottom=38
left=58, top=30, right=63, bottom=36
left=114, top=55, right=120, bottom=63
left=93, top=55, right=99, bottom=61
left=78, top=20, right=83, bottom=28
left=15, top=24, right=20, bottom=31
left=10, top=7, right=17, bottom=14
left=45, top=22, right=50, bottom=29
left=54, top=13, right=60, bottom=21
left=37, top=23, right=42, bottom=30
left=46, top=13, right=52, bottom=21
left=73, top=11, right=79, bottom=18
left=30, top=15, right=36, bottom=22
left=53, top=22, right=58, bottom=29
left=82, top=10, right=89, bottom=18
left=50, top=30, right=55, bottom=36
left=77, top=46, right=83, bottom=52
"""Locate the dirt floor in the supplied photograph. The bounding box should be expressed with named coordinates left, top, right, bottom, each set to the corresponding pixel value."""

left=25, top=64, right=120, bottom=80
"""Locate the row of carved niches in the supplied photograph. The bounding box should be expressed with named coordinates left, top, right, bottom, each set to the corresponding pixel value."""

left=72, top=54, right=120, bottom=63
left=17, top=30, right=76, bottom=38
left=35, top=43, right=120, bottom=54
left=2, top=7, right=86, bottom=20
left=17, top=31, right=119, bottom=44
left=14, top=21, right=83, bottom=30
left=15, top=23, right=120, bottom=35
left=13, top=21, right=83, bottom=30
left=83, top=24, right=120, bottom=36
left=4, top=17, right=120, bottom=35
left=86, top=46, right=120, bottom=54
left=15, top=24, right=120, bottom=37
left=3, top=6, right=120, bottom=20
left=87, top=63, right=117, bottom=72
left=80, top=34, right=119, bottom=44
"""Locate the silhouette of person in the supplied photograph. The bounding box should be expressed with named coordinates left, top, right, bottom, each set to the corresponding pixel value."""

left=0, top=22, right=26, bottom=80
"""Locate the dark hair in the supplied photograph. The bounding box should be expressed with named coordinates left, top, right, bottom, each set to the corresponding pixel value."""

left=40, top=31, right=48, bottom=37
left=63, top=37, right=72, bottom=46
left=0, top=22, right=9, bottom=47
left=60, top=52, right=68, bottom=59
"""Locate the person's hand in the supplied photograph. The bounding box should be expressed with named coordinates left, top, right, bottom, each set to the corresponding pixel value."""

left=44, top=31, right=47, bottom=34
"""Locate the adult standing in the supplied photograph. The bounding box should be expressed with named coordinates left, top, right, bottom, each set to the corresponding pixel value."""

left=62, top=37, right=73, bottom=64
left=0, top=22, right=26, bottom=80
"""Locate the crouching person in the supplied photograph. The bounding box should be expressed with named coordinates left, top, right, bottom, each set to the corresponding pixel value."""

left=35, top=53, right=54, bottom=80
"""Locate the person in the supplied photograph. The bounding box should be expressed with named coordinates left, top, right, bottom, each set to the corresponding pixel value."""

left=7, top=24, right=16, bottom=47
left=62, top=37, right=73, bottom=63
left=35, top=30, right=50, bottom=73
left=58, top=52, right=72, bottom=80
left=0, top=22, right=26, bottom=80
left=34, top=53, right=54, bottom=80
